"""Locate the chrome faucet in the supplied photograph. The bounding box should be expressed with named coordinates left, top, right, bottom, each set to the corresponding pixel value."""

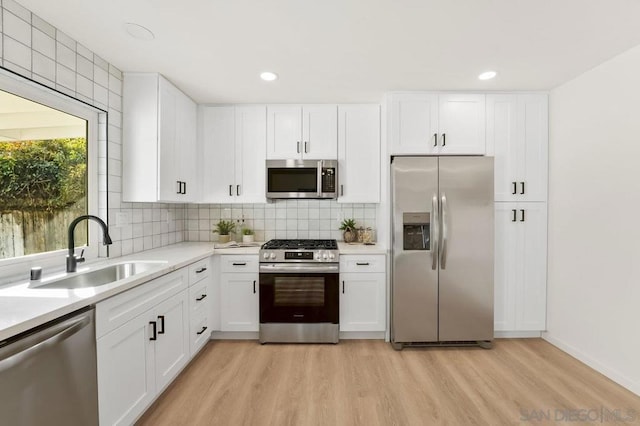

left=67, top=215, right=112, bottom=272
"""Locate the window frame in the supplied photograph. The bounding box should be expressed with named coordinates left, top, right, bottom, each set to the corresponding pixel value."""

left=0, top=68, right=105, bottom=283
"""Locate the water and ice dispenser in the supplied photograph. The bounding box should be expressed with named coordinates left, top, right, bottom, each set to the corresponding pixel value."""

left=402, top=212, right=430, bottom=251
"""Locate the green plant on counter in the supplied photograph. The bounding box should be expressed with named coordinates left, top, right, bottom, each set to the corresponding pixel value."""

left=213, top=220, right=235, bottom=235
left=242, top=228, right=254, bottom=236
left=339, top=218, right=357, bottom=232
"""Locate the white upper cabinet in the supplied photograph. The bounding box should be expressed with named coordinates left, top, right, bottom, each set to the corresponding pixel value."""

left=337, top=105, right=381, bottom=203
left=267, top=105, right=337, bottom=159
left=390, top=93, right=485, bottom=155
left=200, top=105, right=267, bottom=204
left=487, top=94, right=548, bottom=202
left=123, top=73, right=198, bottom=203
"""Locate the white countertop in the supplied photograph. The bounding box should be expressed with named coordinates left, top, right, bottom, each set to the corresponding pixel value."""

left=0, top=240, right=387, bottom=341
left=0, top=242, right=214, bottom=342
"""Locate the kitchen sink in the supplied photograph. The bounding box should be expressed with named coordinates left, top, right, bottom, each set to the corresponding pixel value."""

left=34, top=261, right=167, bottom=289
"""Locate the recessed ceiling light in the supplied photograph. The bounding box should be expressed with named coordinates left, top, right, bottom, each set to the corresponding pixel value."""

left=260, top=72, right=278, bottom=81
left=478, top=71, right=497, bottom=80
left=124, top=23, right=155, bottom=40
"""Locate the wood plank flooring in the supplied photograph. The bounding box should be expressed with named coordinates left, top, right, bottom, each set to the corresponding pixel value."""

left=137, top=339, right=640, bottom=426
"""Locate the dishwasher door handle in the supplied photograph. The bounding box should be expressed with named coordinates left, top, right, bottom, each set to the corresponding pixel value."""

left=0, top=312, right=91, bottom=373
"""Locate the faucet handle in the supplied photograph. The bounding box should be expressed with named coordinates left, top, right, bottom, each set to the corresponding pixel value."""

left=76, top=248, right=85, bottom=263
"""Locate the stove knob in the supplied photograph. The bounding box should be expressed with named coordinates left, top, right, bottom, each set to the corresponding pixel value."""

left=328, top=253, right=335, bottom=260
left=269, top=252, right=276, bottom=260
left=322, top=253, right=328, bottom=260
left=263, top=253, right=269, bottom=260
left=315, top=253, right=321, bottom=260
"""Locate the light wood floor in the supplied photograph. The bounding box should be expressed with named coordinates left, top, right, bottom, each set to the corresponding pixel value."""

left=137, top=339, right=640, bottom=426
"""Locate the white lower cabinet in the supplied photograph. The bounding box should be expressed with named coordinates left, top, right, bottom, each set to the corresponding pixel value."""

left=339, top=255, right=386, bottom=332
left=494, top=202, right=547, bottom=332
left=219, top=255, right=259, bottom=332
left=96, top=257, right=213, bottom=426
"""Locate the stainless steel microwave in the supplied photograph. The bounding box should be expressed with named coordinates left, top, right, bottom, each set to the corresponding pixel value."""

left=266, top=159, right=338, bottom=199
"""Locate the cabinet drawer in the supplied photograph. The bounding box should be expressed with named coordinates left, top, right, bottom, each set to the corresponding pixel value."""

left=189, top=280, right=210, bottom=313
left=340, top=255, right=385, bottom=273
left=190, top=309, right=210, bottom=356
left=96, top=269, right=188, bottom=338
left=188, top=258, right=211, bottom=286
left=220, top=255, right=259, bottom=273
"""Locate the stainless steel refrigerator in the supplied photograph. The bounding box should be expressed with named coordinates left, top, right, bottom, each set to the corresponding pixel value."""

left=391, top=156, right=494, bottom=349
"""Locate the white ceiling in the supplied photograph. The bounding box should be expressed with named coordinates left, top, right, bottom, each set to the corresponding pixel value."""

left=16, top=0, right=640, bottom=103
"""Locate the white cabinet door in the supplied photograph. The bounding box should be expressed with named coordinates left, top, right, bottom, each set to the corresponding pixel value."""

left=494, top=202, right=547, bottom=332
left=337, top=105, right=381, bottom=203
left=97, top=311, right=155, bottom=426
left=390, top=93, right=439, bottom=154
left=177, top=93, right=198, bottom=202
left=200, top=106, right=236, bottom=203
left=267, top=105, right=302, bottom=159
left=158, top=78, right=180, bottom=202
left=438, top=94, right=486, bottom=155
left=220, top=272, right=259, bottom=332
left=518, top=95, right=548, bottom=202
left=488, top=94, right=548, bottom=202
left=302, top=105, right=337, bottom=159
left=340, top=272, right=386, bottom=332
left=235, top=106, right=267, bottom=203
left=154, top=290, right=190, bottom=393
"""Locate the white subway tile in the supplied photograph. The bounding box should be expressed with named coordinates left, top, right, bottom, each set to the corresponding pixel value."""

left=4, top=11, right=31, bottom=46
left=32, top=14, right=55, bottom=38
left=76, top=74, right=93, bottom=99
left=56, top=63, right=75, bottom=90
left=93, top=82, right=108, bottom=105
left=76, top=54, right=93, bottom=79
left=32, top=51, right=55, bottom=81
left=4, top=37, right=31, bottom=70
left=56, top=41, right=75, bottom=70
left=3, top=0, right=30, bottom=23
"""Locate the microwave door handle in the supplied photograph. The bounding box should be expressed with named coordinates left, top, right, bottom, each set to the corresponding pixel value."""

left=317, top=160, right=323, bottom=197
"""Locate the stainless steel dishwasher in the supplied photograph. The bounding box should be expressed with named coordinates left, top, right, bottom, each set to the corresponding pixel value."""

left=0, top=306, right=98, bottom=426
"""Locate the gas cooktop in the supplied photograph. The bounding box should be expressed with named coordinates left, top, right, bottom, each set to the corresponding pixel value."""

left=260, top=239, right=339, bottom=262
left=261, top=239, right=338, bottom=250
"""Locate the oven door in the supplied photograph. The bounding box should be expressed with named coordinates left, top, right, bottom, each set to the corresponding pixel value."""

left=259, top=263, right=339, bottom=324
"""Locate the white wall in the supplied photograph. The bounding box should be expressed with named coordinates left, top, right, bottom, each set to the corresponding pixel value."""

left=546, top=43, right=640, bottom=395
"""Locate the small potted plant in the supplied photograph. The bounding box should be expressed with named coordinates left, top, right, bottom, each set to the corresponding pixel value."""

left=242, top=227, right=255, bottom=243
left=339, top=218, right=358, bottom=243
left=213, top=220, right=235, bottom=243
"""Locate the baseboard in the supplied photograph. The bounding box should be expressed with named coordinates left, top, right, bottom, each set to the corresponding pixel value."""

left=494, top=330, right=542, bottom=338
left=211, top=331, right=259, bottom=340
left=340, top=331, right=386, bottom=339
left=543, top=333, right=640, bottom=397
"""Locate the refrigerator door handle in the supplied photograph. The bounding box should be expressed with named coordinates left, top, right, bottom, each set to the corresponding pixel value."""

left=440, top=193, right=448, bottom=270
left=431, top=195, right=439, bottom=270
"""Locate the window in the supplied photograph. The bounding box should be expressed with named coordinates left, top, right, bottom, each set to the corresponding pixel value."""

left=0, top=69, right=102, bottom=278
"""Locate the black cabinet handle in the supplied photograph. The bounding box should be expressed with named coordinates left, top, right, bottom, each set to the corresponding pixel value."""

left=183, top=181, right=187, bottom=194
left=342, top=280, right=345, bottom=294
left=297, top=141, right=300, bottom=153
left=512, top=182, right=517, bottom=195
left=236, top=185, right=240, bottom=196
left=520, top=209, right=525, bottom=222
left=232, top=262, right=246, bottom=266
left=253, top=280, right=256, bottom=294
left=157, top=315, right=165, bottom=334
left=229, top=185, right=233, bottom=196
left=196, top=294, right=207, bottom=301
left=196, top=267, right=207, bottom=273
left=176, top=181, right=182, bottom=194
left=356, top=262, right=370, bottom=266
left=520, top=182, right=525, bottom=195
left=433, top=133, right=438, bottom=147
left=304, top=141, right=308, bottom=153
left=511, top=209, right=517, bottom=222
left=442, top=133, right=446, bottom=146
left=340, top=185, right=344, bottom=196
left=197, top=326, right=208, bottom=335
left=149, top=321, right=157, bottom=341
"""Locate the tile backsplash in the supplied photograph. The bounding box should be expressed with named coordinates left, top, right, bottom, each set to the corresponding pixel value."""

left=186, top=200, right=377, bottom=242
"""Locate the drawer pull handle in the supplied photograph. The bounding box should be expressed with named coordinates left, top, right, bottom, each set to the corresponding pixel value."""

left=253, top=280, right=257, bottom=294
left=232, top=262, right=247, bottom=266
left=196, top=326, right=208, bottom=335
left=356, top=262, right=370, bottom=266
left=195, top=267, right=207, bottom=273
left=196, top=294, right=207, bottom=301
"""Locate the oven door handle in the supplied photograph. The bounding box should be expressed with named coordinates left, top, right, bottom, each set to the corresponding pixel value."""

left=259, top=263, right=339, bottom=274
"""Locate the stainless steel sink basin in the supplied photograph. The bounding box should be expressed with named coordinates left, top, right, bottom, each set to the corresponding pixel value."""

left=34, top=261, right=166, bottom=289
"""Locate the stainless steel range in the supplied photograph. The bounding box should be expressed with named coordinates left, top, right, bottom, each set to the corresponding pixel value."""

left=259, top=239, right=339, bottom=344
